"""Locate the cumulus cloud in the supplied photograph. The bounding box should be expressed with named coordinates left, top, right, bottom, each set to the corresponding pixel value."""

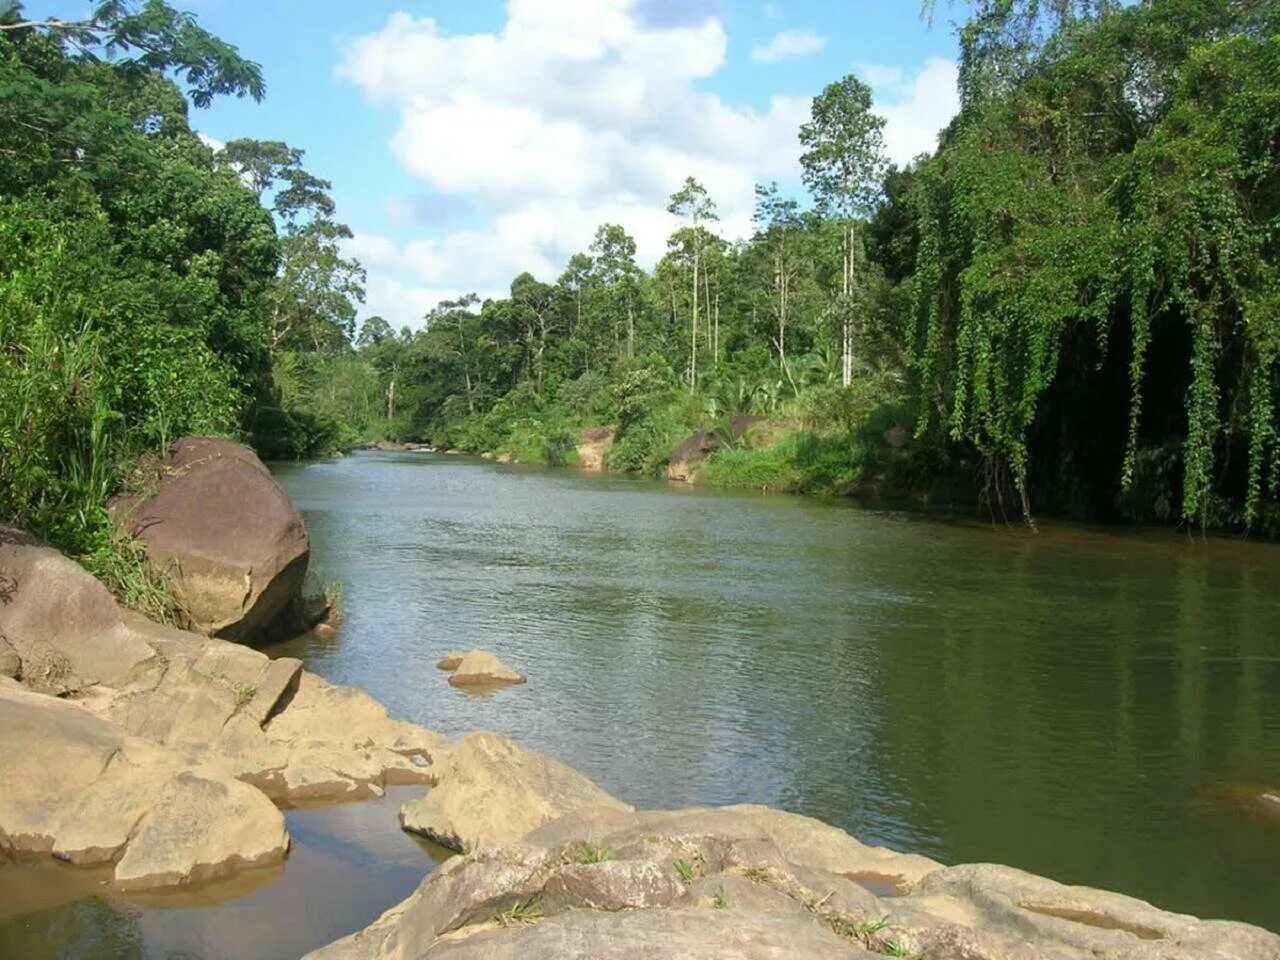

left=336, top=2, right=958, bottom=329
left=337, top=0, right=810, bottom=327
left=750, top=29, right=827, bottom=63
left=865, top=57, right=960, bottom=166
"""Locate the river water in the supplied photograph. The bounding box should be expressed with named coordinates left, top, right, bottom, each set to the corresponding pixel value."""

left=4, top=450, right=1279, bottom=956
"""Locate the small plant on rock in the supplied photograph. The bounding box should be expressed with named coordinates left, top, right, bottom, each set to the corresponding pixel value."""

left=743, top=864, right=771, bottom=884
left=577, top=843, right=612, bottom=864
left=495, top=898, right=542, bottom=928
left=234, top=682, right=256, bottom=705
left=673, top=858, right=696, bottom=884
left=712, top=885, right=727, bottom=909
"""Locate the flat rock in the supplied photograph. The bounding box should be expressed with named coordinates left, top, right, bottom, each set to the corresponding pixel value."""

left=399, top=732, right=629, bottom=851
left=446, top=650, right=526, bottom=687
left=113, top=771, right=288, bottom=891
left=0, top=685, right=288, bottom=890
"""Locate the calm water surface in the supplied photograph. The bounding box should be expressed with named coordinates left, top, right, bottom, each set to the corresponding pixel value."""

left=271, top=452, right=1280, bottom=931
left=4, top=451, right=1278, bottom=958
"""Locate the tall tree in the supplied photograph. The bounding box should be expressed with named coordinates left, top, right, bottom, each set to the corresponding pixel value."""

left=799, top=75, right=886, bottom=387
left=667, top=176, right=719, bottom=390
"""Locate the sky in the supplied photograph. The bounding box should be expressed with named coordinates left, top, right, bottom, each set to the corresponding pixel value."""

left=43, top=0, right=970, bottom=331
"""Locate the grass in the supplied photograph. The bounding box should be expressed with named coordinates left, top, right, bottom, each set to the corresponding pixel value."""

left=494, top=898, right=542, bottom=928
left=234, top=682, right=256, bottom=705
left=576, top=843, right=612, bottom=864
left=825, top=915, right=911, bottom=956
left=743, top=864, right=771, bottom=884
left=712, top=885, right=727, bottom=909
left=673, top=859, right=696, bottom=884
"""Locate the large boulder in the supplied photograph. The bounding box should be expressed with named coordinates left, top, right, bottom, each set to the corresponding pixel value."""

left=399, top=732, right=629, bottom=851
left=111, top=436, right=309, bottom=642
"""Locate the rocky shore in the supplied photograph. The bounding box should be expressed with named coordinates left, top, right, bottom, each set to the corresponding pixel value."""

left=2, top=437, right=1278, bottom=958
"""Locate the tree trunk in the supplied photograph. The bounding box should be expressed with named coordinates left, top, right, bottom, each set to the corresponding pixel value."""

left=690, top=252, right=699, bottom=391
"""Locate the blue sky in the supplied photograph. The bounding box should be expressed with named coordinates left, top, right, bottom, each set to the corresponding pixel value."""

left=40, top=0, right=971, bottom=329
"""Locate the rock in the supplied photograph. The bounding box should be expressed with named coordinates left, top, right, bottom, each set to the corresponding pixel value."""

left=313, top=738, right=1280, bottom=960
left=541, top=859, right=685, bottom=913
left=113, top=771, right=288, bottom=891
left=667, top=417, right=763, bottom=483
left=241, top=656, right=303, bottom=727
left=446, top=649, right=526, bottom=687
left=0, top=526, right=155, bottom=693
left=419, top=906, right=880, bottom=959
left=436, top=651, right=466, bottom=671
left=0, top=636, right=19, bottom=679
left=399, top=732, right=629, bottom=851
left=0, top=684, right=288, bottom=891
left=111, top=436, right=309, bottom=642
left=576, top=426, right=616, bottom=472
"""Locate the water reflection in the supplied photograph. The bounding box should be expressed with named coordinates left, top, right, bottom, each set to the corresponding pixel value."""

left=0, top=787, right=443, bottom=960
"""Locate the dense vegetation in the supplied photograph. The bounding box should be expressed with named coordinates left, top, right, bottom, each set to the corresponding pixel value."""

left=330, top=0, right=1279, bottom=533
left=2, top=0, right=1277, bottom=586
left=0, top=1, right=366, bottom=586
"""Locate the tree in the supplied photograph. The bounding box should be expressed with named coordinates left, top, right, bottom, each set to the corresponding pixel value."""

left=753, top=182, right=806, bottom=389
left=667, top=176, right=719, bottom=390
left=589, top=224, right=641, bottom=360
left=799, top=75, right=887, bottom=388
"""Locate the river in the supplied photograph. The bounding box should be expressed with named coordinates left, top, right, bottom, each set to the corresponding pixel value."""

left=4, top=450, right=1279, bottom=957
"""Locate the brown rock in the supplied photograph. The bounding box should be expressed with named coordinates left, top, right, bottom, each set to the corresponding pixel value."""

left=111, top=437, right=309, bottom=642
left=112, top=771, right=288, bottom=891
left=576, top=426, right=616, bottom=472
left=446, top=650, right=526, bottom=687
left=0, top=684, right=288, bottom=890
left=241, top=656, right=303, bottom=727
left=0, top=527, right=155, bottom=693
left=399, top=732, right=629, bottom=851
left=437, top=651, right=467, bottom=671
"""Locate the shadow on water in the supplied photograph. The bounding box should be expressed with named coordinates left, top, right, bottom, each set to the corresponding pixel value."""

left=0, top=786, right=446, bottom=960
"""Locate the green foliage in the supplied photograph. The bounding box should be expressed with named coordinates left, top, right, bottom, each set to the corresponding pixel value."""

left=672, top=859, right=695, bottom=884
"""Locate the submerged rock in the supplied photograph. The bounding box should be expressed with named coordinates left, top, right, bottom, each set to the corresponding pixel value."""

left=111, top=436, right=310, bottom=642
left=399, top=731, right=629, bottom=852
left=446, top=650, right=526, bottom=688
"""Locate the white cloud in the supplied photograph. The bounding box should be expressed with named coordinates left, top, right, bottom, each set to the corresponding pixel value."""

left=337, top=3, right=958, bottom=326
left=750, top=29, right=827, bottom=64
left=865, top=57, right=960, bottom=166
left=338, top=1, right=808, bottom=325
left=197, top=131, right=226, bottom=153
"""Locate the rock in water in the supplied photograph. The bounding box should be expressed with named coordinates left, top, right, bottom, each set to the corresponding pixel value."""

left=446, top=650, right=526, bottom=687
left=112, top=437, right=310, bottom=642
left=399, top=731, right=630, bottom=851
